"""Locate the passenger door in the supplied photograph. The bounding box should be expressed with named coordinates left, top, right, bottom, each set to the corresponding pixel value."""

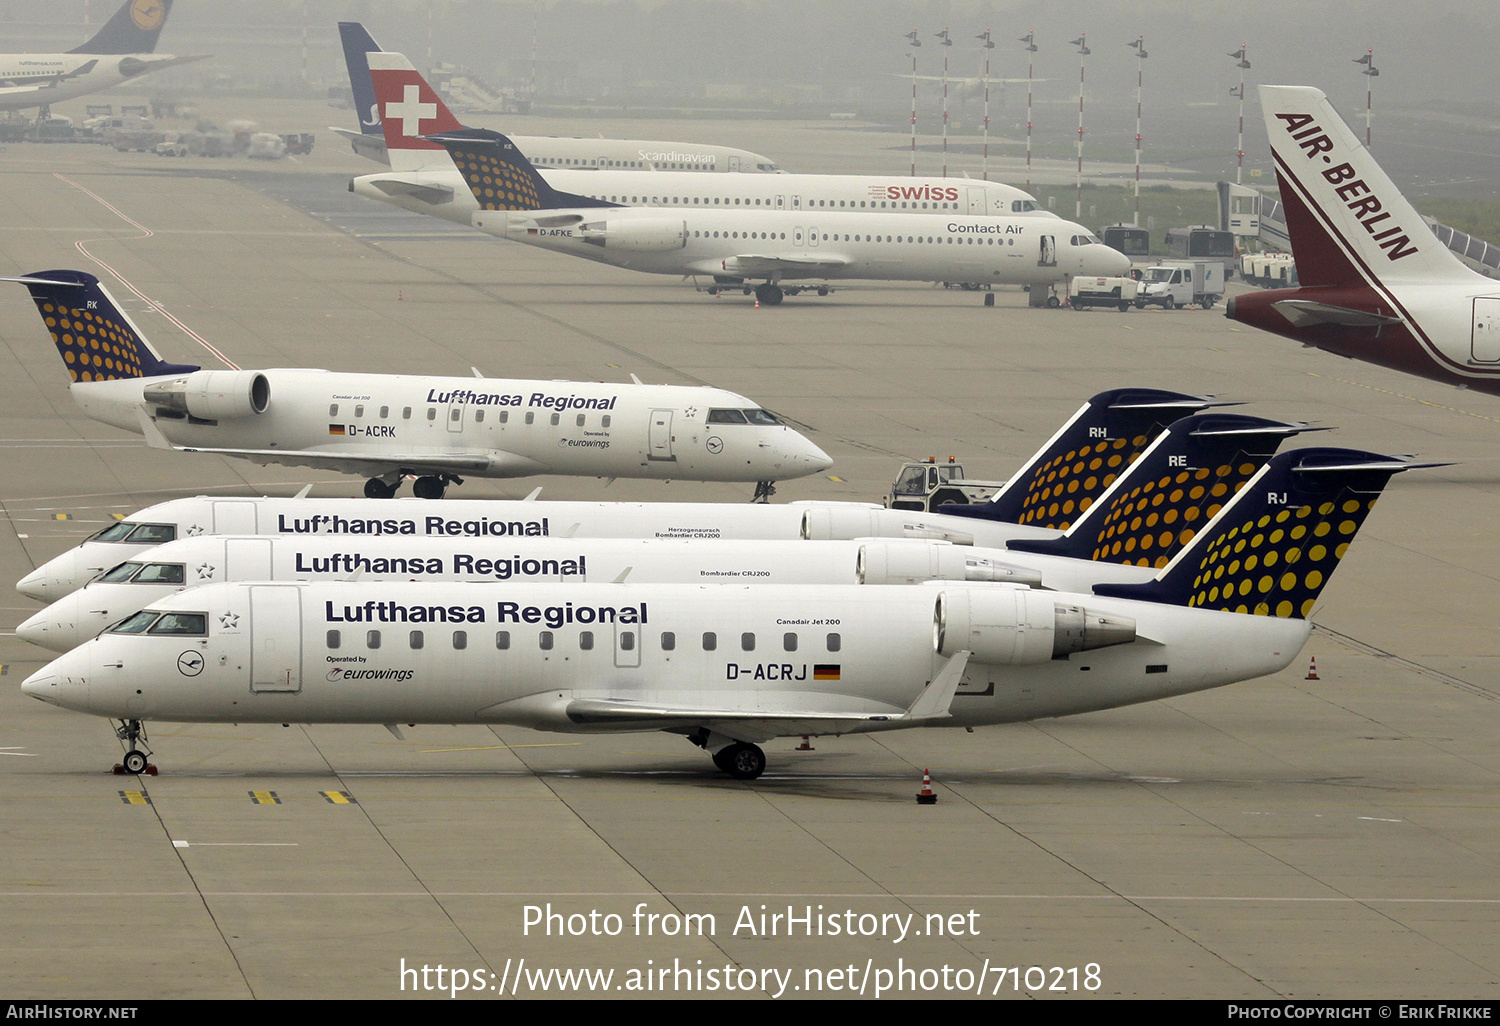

left=648, top=409, right=675, bottom=462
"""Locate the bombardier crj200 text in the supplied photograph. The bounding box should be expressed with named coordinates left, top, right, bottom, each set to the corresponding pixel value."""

left=7, top=270, right=830, bottom=500
left=0, top=0, right=207, bottom=114
left=354, top=53, right=1123, bottom=306
left=23, top=448, right=1423, bottom=778
left=1228, top=85, right=1500, bottom=395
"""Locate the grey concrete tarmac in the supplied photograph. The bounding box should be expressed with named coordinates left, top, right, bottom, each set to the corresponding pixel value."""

left=0, top=111, right=1497, bottom=1001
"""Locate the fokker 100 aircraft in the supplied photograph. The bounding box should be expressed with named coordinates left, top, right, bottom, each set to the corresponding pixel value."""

left=14, top=387, right=1218, bottom=601
left=0, top=0, right=207, bottom=114
left=1228, top=85, right=1500, bottom=396
left=355, top=53, right=1124, bottom=306
left=332, top=23, right=782, bottom=172
left=7, top=270, right=830, bottom=502
left=22, top=448, right=1423, bottom=778
left=352, top=50, right=1044, bottom=223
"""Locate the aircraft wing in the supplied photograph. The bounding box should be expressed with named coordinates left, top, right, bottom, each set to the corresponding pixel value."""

left=561, top=651, right=969, bottom=743
left=717, top=253, right=853, bottom=276
left=134, top=409, right=509, bottom=477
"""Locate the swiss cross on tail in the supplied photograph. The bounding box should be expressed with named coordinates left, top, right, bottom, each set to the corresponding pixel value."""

left=367, top=51, right=465, bottom=154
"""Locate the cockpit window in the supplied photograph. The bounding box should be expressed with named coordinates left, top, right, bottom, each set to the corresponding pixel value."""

left=111, top=611, right=160, bottom=634
left=99, top=562, right=144, bottom=583
left=89, top=522, right=137, bottom=543
left=126, top=524, right=177, bottom=544
left=743, top=409, right=781, bottom=426
left=148, top=612, right=207, bottom=635
left=1013, top=199, right=1038, bottom=212
left=706, top=408, right=782, bottom=426
left=133, top=563, right=186, bottom=584
left=707, top=409, right=749, bottom=424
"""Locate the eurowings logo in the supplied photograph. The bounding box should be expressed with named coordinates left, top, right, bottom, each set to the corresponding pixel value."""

left=326, top=667, right=415, bottom=683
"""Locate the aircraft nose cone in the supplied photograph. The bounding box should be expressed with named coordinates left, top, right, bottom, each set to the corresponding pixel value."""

left=16, top=551, right=85, bottom=603
left=21, top=667, right=58, bottom=702
left=16, top=592, right=82, bottom=653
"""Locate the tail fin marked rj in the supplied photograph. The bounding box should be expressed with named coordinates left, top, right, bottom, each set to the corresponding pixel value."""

left=1094, top=448, right=1434, bottom=617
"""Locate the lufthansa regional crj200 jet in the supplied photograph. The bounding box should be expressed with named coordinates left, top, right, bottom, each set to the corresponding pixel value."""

left=5, top=270, right=830, bottom=500
left=1228, top=85, right=1500, bottom=396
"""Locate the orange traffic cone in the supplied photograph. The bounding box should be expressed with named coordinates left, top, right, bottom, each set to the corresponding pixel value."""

left=796, top=736, right=814, bottom=751
left=916, top=768, right=937, bottom=805
left=1305, top=657, right=1320, bottom=680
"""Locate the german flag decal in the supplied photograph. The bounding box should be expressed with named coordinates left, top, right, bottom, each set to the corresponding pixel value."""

left=813, top=664, right=841, bottom=681
left=328, top=424, right=347, bottom=436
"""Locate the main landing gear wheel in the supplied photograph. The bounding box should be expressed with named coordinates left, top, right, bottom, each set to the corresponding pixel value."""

left=364, top=477, right=399, bottom=499
left=752, top=480, right=777, bottom=504
left=754, top=283, right=784, bottom=306
left=718, top=742, right=766, bottom=780
left=123, top=750, right=148, bottom=775
left=412, top=474, right=462, bottom=500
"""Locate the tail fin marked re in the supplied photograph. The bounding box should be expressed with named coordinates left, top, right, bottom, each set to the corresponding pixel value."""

left=6, top=270, right=198, bottom=382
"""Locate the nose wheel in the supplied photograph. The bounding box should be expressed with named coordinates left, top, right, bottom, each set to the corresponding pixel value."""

left=112, top=719, right=156, bottom=776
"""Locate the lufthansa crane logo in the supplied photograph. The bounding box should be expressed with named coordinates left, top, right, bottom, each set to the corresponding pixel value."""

left=177, top=651, right=204, bottom=677
left=131, top=0, right=166, bottom=31
left=706, top=436, right=724, bottom=455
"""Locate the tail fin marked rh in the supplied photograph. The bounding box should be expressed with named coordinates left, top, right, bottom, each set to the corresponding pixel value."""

left=937, top=388, right=1232, bottom=530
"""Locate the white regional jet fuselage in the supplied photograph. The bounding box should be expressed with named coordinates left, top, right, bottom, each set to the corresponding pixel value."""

left=16, top=534, right=1062, bottom=653
left=16, top=495, right=1120, bottom=604
left=24, top=581, right=1309, bottom=737
left=350, top=166, right=1049, bottom=227
left=472, top=206, right=1127, bottom=289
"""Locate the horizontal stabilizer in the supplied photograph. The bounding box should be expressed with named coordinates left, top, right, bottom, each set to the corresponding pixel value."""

left=1272, top=300, right=1404, bottom=329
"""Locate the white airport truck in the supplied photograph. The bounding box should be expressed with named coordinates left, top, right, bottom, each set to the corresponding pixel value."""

left=1136, top=260, right=1225, bottom=310
left=1069, top=275, right=1139, bottom=311
left=885, top=457, right=1004, bottom=511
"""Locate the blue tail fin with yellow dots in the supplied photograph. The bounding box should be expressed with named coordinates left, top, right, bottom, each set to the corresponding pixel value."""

left=1092, top=448, right=1432, bottom=617
left=423, top=127, right=617, bottom=213
left=9, top=270, right=199, bottom=383
left=1006, top=413, right=1317, bottom=568
left=936, top=388, right=1230, bottom=531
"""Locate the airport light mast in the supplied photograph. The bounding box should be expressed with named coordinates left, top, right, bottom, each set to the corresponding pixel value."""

left=978, top=28, right=995, bottom=182
left=936, top=27, right=953, bottom=177
left=1072, top=33, right=1090, bottom=220
left=1228, top=46, right=1250, bottom=184
left=1019, top=32, right=1038, bottom=192
left=1128, top=36, right=1147, bottom=224
left=1354, top=49, right=1378, bottom=147
left=905, top=29, right=921, bottom=177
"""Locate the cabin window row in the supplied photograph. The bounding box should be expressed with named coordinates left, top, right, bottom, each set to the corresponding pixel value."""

left=590, top=196, right=962, bottom=210
left=688, top=231, right=1020, bottom=246
left=325, top=629, right=843, bottom=653
left=327, top=404, right=609, bottom=429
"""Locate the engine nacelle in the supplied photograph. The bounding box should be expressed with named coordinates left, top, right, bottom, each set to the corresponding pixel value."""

left=578, top=219, right=687, bottom=252
left=934, top=587, right=1136, bottom=665
left=801, top=507, right=973, bottom=545
left=143, top=370, right=270, bottom=420
left=858, top=541, right=1043, bottom=586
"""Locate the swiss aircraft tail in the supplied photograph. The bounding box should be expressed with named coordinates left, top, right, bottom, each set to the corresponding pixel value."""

left=1258, top=85, right=1474, bottom=287
left=70, top=0, right=175, bottom=55
left=1007, top=413, right=1315, bottom=567
left=5, top=270, right=199, bottom=382
left=338, top=22, right=385, bottom=141
left=425, top=126, right=617, bottom=213
left=1093, top=448, right=1433, bottom=617
left=937, top=388, right=1229, bottom=531
left=366, top=51, right=469, bottom=172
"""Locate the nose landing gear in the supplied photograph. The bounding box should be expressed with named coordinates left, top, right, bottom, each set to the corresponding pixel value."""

left=112, top=719, right=156, bottom=775
left=752, top=479, right=777, bottom=503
